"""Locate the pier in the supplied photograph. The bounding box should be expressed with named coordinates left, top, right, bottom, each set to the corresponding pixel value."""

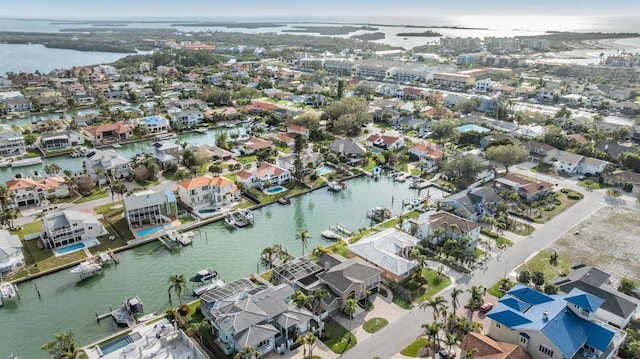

left=331, top=223, right=354, bottom=237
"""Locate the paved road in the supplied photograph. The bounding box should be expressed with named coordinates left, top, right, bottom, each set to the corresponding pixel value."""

left=343, top=165, right=639, bottom=359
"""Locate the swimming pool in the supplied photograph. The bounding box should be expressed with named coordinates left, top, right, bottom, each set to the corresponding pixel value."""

left=137, top=226, right=164, bottom=236
left=264, top=186, right=286, bottom=194
left=99, top=332, right=141, bottom=355
left=316, top=166, right=333, bottom=176
left=198, top=208, right=218, bottom=214
left=370, top=148, right=381, bottom=154
left=55, top=242, right=85, bottom=255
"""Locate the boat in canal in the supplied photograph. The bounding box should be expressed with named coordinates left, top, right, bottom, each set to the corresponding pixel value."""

left=320, top=229, right=341, bottom=240
left=327, top=181, right=346, bottom=191
left=193, top=279, right=225, bottom=297
left=277, top=197, right=291, bottom=205
left=189, top=268, right=218, bottom=283
left=70, top=260, right=103, bottom=277
left=111, top=296, right=144, bottom=327
left=367, top=206, right=393, bottom=222
left=195, top=127, right=208, bottom=133
left=10, top=157, right=42, bottom=168
left=0, top=281, right=18, bottom=305
left=238, top=209, right=254, bottom=224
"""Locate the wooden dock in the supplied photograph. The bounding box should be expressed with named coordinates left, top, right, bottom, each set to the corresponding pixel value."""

left=331, top=223, right=354, bottom=237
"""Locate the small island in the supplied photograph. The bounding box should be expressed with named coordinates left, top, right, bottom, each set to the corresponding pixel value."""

left=396, top=30, right=442, bottom=37
left=351, top=32, right=386, bottom=41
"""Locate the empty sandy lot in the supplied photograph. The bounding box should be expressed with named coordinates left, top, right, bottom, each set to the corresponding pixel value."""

left=550, top=206, right=640, bottom=283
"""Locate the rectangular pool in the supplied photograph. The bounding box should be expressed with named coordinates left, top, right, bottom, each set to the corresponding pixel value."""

left=137, top=226, right=164, bottom=236
left=316, top=166, right=333, bottom=176
left=55, top=242, right=85, bottom=255
left=99, top=332, right=141, bottom=355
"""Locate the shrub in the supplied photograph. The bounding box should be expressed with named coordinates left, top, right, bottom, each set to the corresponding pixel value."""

left=178, top=304, right=190, bottom=316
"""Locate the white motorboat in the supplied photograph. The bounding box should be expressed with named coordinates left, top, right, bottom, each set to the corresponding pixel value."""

left=367, top=206, right=392, bottom=222
left=327, top=181, right=346, bottom=191
left=224, top=214, right=236, bottom=228
left=238, top=209, right=254, bottom=223
left=0, top=281, right=18, bottom=305
left=10, top=157, right=42, bottom=168
left=125, top=296, right=144, bottom=316
left=70, top=260, right=103, bottom=275
left=195, top=127, right=208, bottom=133
left=154, top=133, right=177, bottom=141
left=190, top=268, right=218, bottom=283
left=320, top=229, right=341, bottom=240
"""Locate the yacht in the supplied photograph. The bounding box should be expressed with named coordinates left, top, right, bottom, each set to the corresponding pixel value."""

left=10, top=157, right=42, bottom=168
left=224, top=213, right=236, bottom=228
left=193, top=279, right=225, bottom=297
left=0, top=281, right=18, bottom=305
left=238, top=209, right=254, bottom=224
left=0, top=158, right=11, bottom=168
left=154, top=133, right=178, bottom=141
left=367, top=206, right=392, bottom=222
left=327, top=181, right=346, bottom=191
left=69, top=260, right=103, bottom=276
left=190, top=268, right=218, bottom=283
left=195, top=127, right=208, bottom=134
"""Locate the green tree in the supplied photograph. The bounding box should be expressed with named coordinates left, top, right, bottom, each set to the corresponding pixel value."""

left=216, top=132, right=230, bottom=150
left=295, top=229, right=311, bottom=257
left=467, top=285, right=483, bottom=319
left=167, top=274, right=188, bottom=305
left=420, top=295, right=448, bottom=323
left=344, top=297, right=357, bottom=320
left=531, top=271, right=546, bottom=289
left=235, top=346, right=262, bottom=359
left=186, top=320, right=211, bottom=344
left=442, top=156, right=486, bottom=190
left=618, top=277, right=637, bottom=297
left=517, top=270, right=531, bottom=285
left=41, top=332, right=82, bottom=359
left=485, top=144, right=528, bottom=173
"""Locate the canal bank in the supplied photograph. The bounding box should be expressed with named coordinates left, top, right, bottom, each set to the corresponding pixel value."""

left=0, top=174, right=447, bottom=359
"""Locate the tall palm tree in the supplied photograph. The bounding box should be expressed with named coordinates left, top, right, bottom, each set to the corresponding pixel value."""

left=167, top=274, right=188, bottom=305
left=0, top=184, right=12, bottom=210
left=310, top=288, right=330, bottom=316
left=343, top=297, right=357, bottom=321
left=422, top=322, right=442, bottom=356
left=445, top=333, right=458, bottom=359
left=449, top=287, right=463, bottom=332
left=94, top=168, right=104, bottom=190
left=467, top=285, right=483, bottom=320
left=420, top=295, right=448, bottom=322
left=292, top=289, right=309, bottom=309
left=295, top=229, right=311, bottom=257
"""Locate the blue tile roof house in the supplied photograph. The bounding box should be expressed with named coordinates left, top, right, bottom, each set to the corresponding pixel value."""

left=487, top=284, right=627, bottom=359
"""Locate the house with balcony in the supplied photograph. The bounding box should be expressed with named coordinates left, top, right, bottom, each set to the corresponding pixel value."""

left=40, top=210, right=106, bottom=249
left=39, top=130, right=85, bottom=151
left=171, top=110, right=204, bottom=128
left=84, top=122, right=132, bottom=143
left=406, top=210, right=481, bottom=249
left=0, top=230, right=24, bottom=274
left=178, top=175, right=239, bottom=210
left=347, top=228, right=420, bottom=282
left=137, top=116, right=170, bottom=134
left=487, top=284, right=627, bottom=359
left=4, top=98, right=32, bottom=113
left=494, top=174, right=553, bottom=202
left=552, top=264, right=640, bottom=329
left=0, top=125, right=26, bottom=156
left=365, top=134, right=405, bottom=151
left=442, top=187, right=503, bottom=221
left=123, top=189, right=178, bottom=228
left=200, top=279, right=314, bottom=357
left=409, top=143, right=443, bottom=172
left=522, top=141, right=559, bottom=164
left=329, top=139, right=367, bottom=166
left=236, top=163, right=291, bottom=189
left=556, top=152, right=609, bottom=176
left=278, top=152, right=320, bottom=173
left=6, top=176, right=69, bottom=208
left=83, top=149, right=130, bottom=183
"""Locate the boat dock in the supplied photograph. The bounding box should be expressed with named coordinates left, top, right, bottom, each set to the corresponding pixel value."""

left=95, top=306, right=135, bottom=328
left=330, top=223, right=354, bottom=237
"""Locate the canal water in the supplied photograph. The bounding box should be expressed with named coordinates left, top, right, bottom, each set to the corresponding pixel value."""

left=0, top=174, right=446, bottom=358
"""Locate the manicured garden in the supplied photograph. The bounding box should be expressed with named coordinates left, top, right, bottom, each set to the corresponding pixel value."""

left=321, top=319, right=357, bottom=354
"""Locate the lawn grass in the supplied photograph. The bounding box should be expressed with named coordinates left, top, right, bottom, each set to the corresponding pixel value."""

left=259, top=270, right=273, bottom=282
left=379, top=218, right=399, bottom=229
left=415, top=268, right=452, bottom=302
left=348, top=228, right=378, bottom=244
left=326, top=241, right=348, bottom=258
left=362, top=158, right=377, bottom=171
left=401, top=337, right=428, bottom=357
left=540, top=192, right=581, bottom=222
left=518, top=250, right=572, bottom=280
left=74, top=189, right=109, bottom=204
left=236, top=154, right=257, bottom=164
left=23, top=239, right=87, bottom=272
left=511, top=220, right=535, bottom=236
left=577, top=179, right=604, bottom=190
left=321, top=319, right=357, bottom=354
left=363, top=317, right=388, bottom=333
left=11, top=219, right=43, bottom=238
left=392, top=291, right=414, bottom=309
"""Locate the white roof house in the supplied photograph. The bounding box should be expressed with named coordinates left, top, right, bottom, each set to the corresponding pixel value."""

left=84, top=149, right=130, bottom=183
left=347, top=228, right=420, bottom=282
left=40, top=210, right=106, bottom=249
left=0, top=230, right=24, bottom=273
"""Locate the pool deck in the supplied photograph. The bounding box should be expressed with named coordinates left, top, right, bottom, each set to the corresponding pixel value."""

left=85, top=319, right=206, bottom=359
left=53, top=238, right=100, bottom=257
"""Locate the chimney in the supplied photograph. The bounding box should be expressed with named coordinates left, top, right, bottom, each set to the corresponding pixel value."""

left=324, top=261, right=330, bottom=272
left=542, top=311, right=549, bottom=321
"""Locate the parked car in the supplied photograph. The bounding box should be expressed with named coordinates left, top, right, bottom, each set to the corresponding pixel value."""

left=479, top=302, right=494, bottom=313
left=439, top=349, right=456, bottom=359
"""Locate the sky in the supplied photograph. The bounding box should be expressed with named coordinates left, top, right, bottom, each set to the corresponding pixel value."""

left=2, top=0, right=640, bottom=19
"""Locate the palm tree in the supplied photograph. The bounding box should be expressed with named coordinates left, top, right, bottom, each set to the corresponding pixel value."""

left=310, top=288, right=330, bottom=316
left=467, top=285, right=483, bottom=320
left=261, top=246, right=275, bottom=269
left=344, top=297, right=357, bottom=321
left=445, top=333, right=458, bottom=359
left=420, top=295, right=448, bottom=323
left=296, top=332, right=318, bottom=359
left=422, top=322, right=442, bottom=356
left=449, top=287, right=463, bottom=331
left=235, top=346, right=262, bottom=359
left=295, top=229, right=311, bottom=257
left=94, top=168, right=104, bottom=190
left=292, top=289, right=309, bottom=309
left=186, top=320, right=211, bottom=344
left=167, top=274, right=188, bottom=305
left=41, top=331, right=82, bottom=359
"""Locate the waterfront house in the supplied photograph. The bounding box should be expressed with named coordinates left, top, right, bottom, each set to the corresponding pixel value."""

left=6, top=176, right=69, bottom=208
left=0, top=125, right=26, bottom=156
left=271, top=255, right=382, bottom=315
left=408, top=143, right=443, bottom=172
left=200, top=279, right=313, bottom=357
left=236, top=163, right=291, bottom=189
left=242, top=137, right=274, bottom=154
left=84, top=122, right=132, bottom=143
left=494, top=174, right=553, bottom=202
left=40, top=210, right=106, bottom=249
left=347, top=228, right=421, bottom=282
left=192, top=144, right=234, bottom=163
left=39, top=130, right=85, bottom=151
left=278, top=152, right=320, bottom=172
left=442, top=187, right=503, bottom=221
left=170, top=110, right=204, bottom=128
left=137, top=116, right=170, bottom=134
left=522, top=141, right=560, bottom=164
left=123, top=189, right=178, bottom=227
left=555, top=152, right=609, bottom=176
left=460, top=332, right=530, bottom=359
left=151, top=140, right=181, bottom=168
left=487, top=284, right=626, bottom=359
left=0, top=230, right=24, bottom=274
left=4, top=98, right=32, bottom=113
left=406, top=210, right=481, bottom=249
left=83, top=149, right=131, bottom=183
left=328, top=138, right=367, bottom=165
left=177, top=175, right=240, bottom=210
left=551, top=264, right=640, bottom=329
left=365, top=134, right=405, bottom=151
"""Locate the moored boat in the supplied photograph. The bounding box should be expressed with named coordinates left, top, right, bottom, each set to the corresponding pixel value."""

left=190, top=268, right=218, bottom=283
left=278, top=197, right=291, bottom=205
left=10, top=157, right=42, bottom=168
left=70, top=260, right=103, bottom=276
left=0, top=281, right=18, bottom=305
left=367, top=206, right=392, bottom=222
left=195, top=127, right=208, bottom=133
left=224, top=214, right=236, bottom=228
left=320, top=229, right=341, bottom=240
left=155, top=133, right=178, bottom=141
left=327, top=181, right=346, bottom=191
left=193, top=279, right=225, bottom=297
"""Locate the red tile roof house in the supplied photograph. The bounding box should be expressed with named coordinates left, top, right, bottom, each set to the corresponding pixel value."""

left=494, top=174, right=553, bottom=202
left=6, top=177, right=70, bottom=208
left=365, top=134, right=405, bottom=150
left=287, top=124, right=310, bottom=139
left=236, top=163, right=291, bottom=189
left=243, top=101, right=278, bottom=115
left=84, top=122, right=133, bottom=144
left=409, top=143, right=443, bottom=172
left=460, top=332, right=531, bottom=359
left=241, top=137, right=274, bottom=154
left=398, top=87, right=423, bottom=100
